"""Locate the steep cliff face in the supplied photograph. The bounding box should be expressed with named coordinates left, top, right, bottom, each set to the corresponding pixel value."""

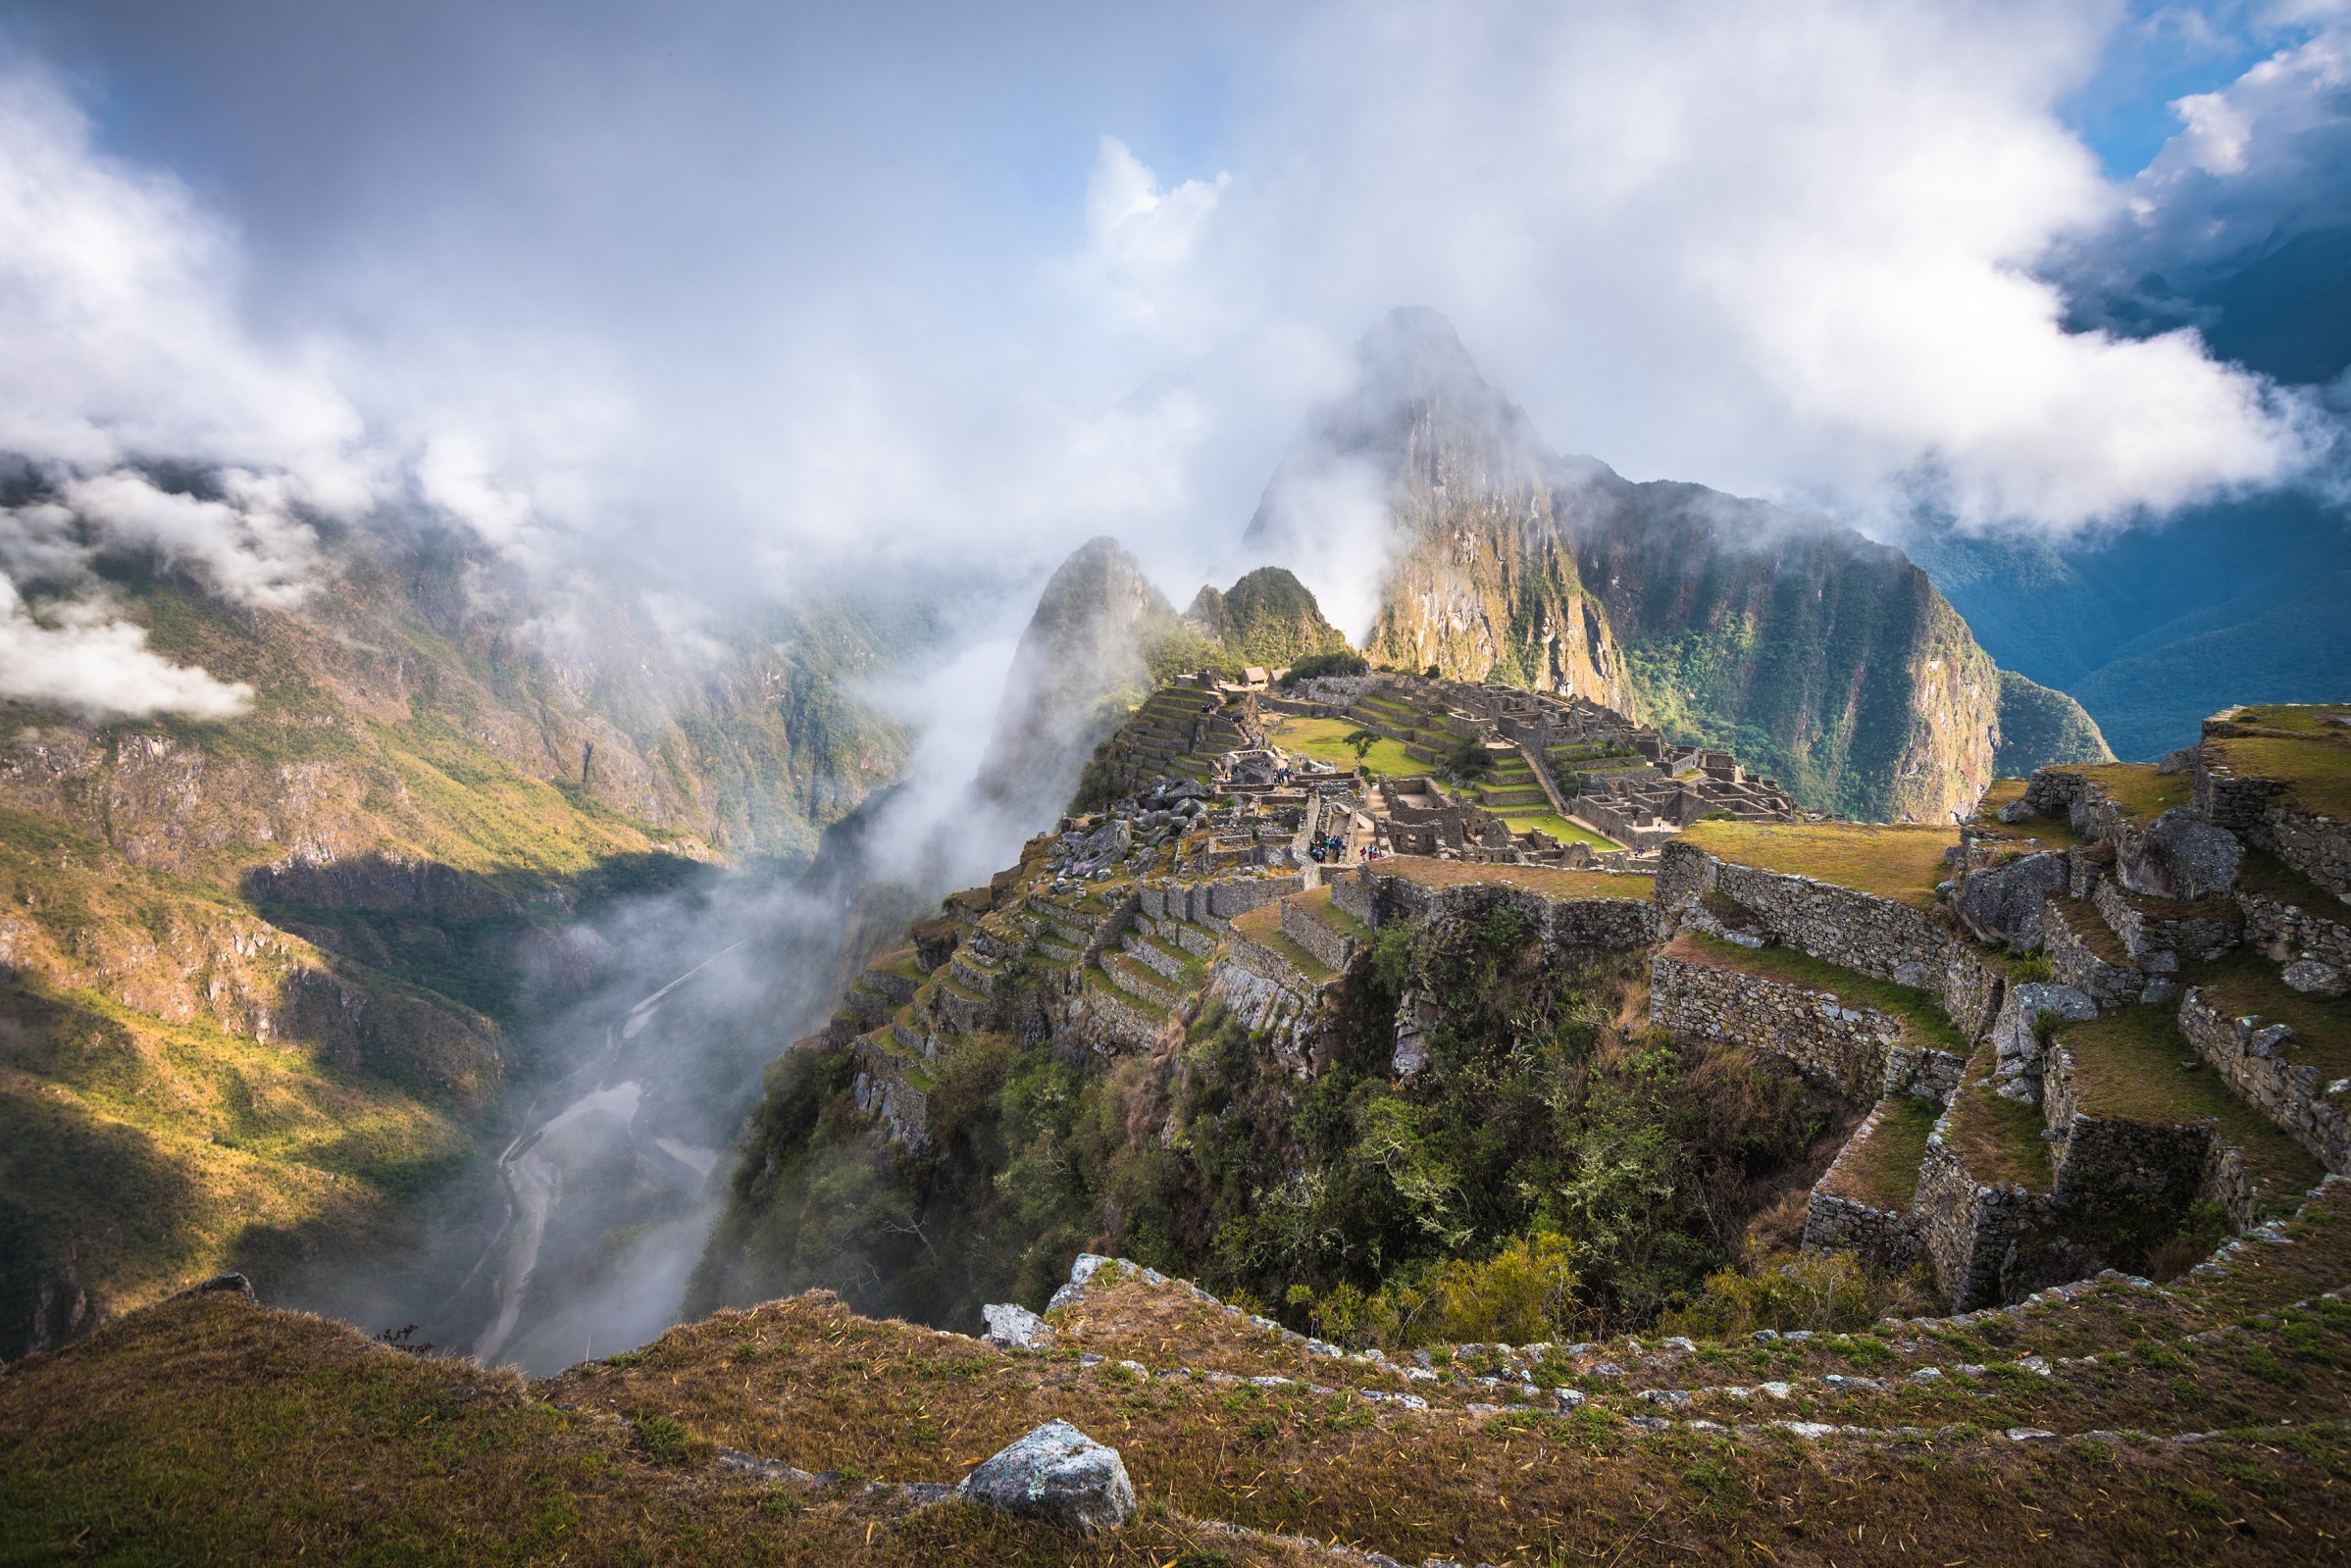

left=1245, top=307, right=1629, bottom=708
left=1249, top=308, right=2105, bottom=823
left=1991, top=670, right=2114, bottom=776
left=1564, top=477, right=2005, bottom=823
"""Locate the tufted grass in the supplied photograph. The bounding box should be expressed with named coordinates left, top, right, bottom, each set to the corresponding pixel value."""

left=1679, top=820, right=1958, bottom=909
left=20, top=1260, right=2351, bottom=1567
left=1937, top=1046, right=2054, bottom=1192
left=2193, top=951, right=2351, bottom=1087
left=2071, top=762, right=2194, bottom=822
left=1372, top=855, right=1654, bottom=902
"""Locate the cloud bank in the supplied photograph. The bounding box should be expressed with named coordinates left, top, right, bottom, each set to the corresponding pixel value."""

left=0, top=0, right=2344, bottom=722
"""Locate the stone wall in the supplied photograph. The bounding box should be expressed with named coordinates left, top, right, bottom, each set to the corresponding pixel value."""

left=1142, top=874, right=1303, bottom=929
left=2041, top=896, right=2151, bottom=1007
left=1650, top=954, right=1902, bottom=1101
left=2198, top=747, right=2351, bottom=899
left=2090, top=876, right=2239, bottom=972
left=2240, top=888, right=2351, bottom=975
left=1657, top=841, right=1959, bottom=996
left=2179, top=985, right=2351, bottom=1175
left=1804, top=1102, right=1923, bottom=1270
left=1280, top=897, right=1358, bottom=973
left=1941, top=948, right=2008, bottom=1044
left=2042, top=1041, right=2224, bottom=1217
left=1914, top=1136, right=2060, bottom=1311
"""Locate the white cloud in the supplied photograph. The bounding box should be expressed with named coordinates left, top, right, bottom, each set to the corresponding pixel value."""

left=60, top=469, right=323, bottom=608
left=0, top=573, right=251, bottom=719
left=0, top=70, right=371, bottom=501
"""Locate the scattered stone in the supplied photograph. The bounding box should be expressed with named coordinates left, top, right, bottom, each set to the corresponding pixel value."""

left=169, top=1272, right=255, bottom=1303
left=1953, top=850, right=2068, bottom=949
left=2005, top=1427, right=2058, bottom=1442
left=958, top=1420, right=1136, bottom=1534
left=2156, top=748, right=2199, bottom=776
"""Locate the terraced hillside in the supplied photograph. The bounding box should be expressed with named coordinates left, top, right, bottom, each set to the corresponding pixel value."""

left=9, top=700, right=2346, bottom=1562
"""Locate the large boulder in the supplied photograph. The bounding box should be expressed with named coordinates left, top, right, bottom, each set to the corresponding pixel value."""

left=1954, top=852, right=2070, bottom=950
left=980, top=1302, right=1052, bottom=1349
left=958, top=1420, right=1136, bottom=1533
left=1987, top=983, right=2097, bottom=1102
left=2118, top=808, right=2241, bottom=902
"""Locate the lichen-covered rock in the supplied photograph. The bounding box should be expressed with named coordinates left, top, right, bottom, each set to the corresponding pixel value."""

left=1953, top=851, right=2069, bottom=950
left=2118, top=808, right=2241, bottom=902
left=1988, top=983, right=2097, bottom=1102
left=2283, top=958, right=2348, bottom=998
left=958, top=1420, right=1135, bottom=1533
left=980, top=1303, right=1051, bottom=1349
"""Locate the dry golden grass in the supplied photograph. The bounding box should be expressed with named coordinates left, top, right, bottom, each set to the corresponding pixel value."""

left=2210, top=734, right=2351, bottom=820
left=1938, top=1048, right=2054, bottom=1192
left=18, top=1263, right=2351, bottom=1567
left=1679, top=822, right=1958, bottom=909
left=2070, top=762, right=2194, bottom=822
left=1373, top=855, right=1656, bottom=901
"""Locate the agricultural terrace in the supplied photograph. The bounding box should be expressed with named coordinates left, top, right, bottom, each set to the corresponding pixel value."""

left=1678, top=820, right=1959, bottom=909
left=2208, top=707, right=2351, bottom=818
left=1373, top=856, right=1655, bottom=902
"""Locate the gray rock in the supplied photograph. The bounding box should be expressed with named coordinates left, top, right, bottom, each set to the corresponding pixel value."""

left=2283, top=959, right=2348, bottom=998
left=1988, top=982, right=2097, bottom=1100
left=2118, top=808, right=2241, bottom=902
left=1953, top=851, right=2070, bottom=950
left=981, top=1302, right=1052, bottom=1349
left=170, top=1272, right=255, bottom=1303
left=958, top=1420, right=1136, bottom=1533
left=2157, top=748, right=2199, bottom=776
left=1997, top=799, right=2035, bottom=824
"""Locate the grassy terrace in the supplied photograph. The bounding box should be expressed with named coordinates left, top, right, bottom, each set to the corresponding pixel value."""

left=1503, top=813, right=1616, bottom=849
left=1823, top=1094, right=1938, bottom=1212
left=2238, top=846, right=2346, bottom=911
left=2070, top=761, right=2192, bottom=821
left=1264, top=715, right=1418, bottom=778
left=1678, top=820, right=1958, bottom=909
left=1291, top=885, right=1372, bottom=942
left=2211, top=733, right=2351, bottom=819
left=1969, top=777, right=2093, bottom=849
left=1227, top=901, right=1336, bottom=985
left=1374, top=855, right=1654, bottom=901
left=2194, top=950, right=2351, bottom=1087
left=1939, top=1045, right=2053, bottom=1191
left=1668, top=930, right=1969, bottom=1055
left=2058, top=1002, right=2323, bottom=1208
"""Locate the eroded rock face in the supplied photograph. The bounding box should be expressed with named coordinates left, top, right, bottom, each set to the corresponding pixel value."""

left=958, top=1420, right=1135, bottom=1533
left=2119, top=808, right=2241, bottom=902
left=1953, top=851, right=2069, bottom=951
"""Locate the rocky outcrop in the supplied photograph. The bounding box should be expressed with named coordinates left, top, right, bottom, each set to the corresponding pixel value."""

left=1183, top=567, right=1351, bottom=670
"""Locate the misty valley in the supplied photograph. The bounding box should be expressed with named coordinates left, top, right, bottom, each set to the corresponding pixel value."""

left=4, top=10, right=2351, bottom=1559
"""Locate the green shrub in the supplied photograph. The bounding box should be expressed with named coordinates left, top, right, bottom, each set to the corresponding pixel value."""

left=1662, top=1251, right=1875, bottom=1338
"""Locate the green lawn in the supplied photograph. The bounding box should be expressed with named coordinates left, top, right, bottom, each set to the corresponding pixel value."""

left=1497, top=811, right=1618, bottom=850
left=1268, top=716, right=1425, bottom=778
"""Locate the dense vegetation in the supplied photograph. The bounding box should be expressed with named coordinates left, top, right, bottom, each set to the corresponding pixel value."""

left=692, top=904, right=1846, bottom=1345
